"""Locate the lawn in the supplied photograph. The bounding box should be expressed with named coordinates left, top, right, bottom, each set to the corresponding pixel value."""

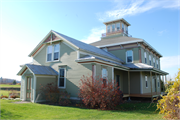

left=0, top=84, right=21, bottom=88
left=0, top=90, right=20, bottom=96
left=0, top=100, right=163, bottom=119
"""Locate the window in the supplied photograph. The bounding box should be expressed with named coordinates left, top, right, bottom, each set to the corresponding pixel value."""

left=122, top=23, right=124, bottom=31
left=54, top=44, right=60, bottom=60
left=58, top=68, right=66, bottom=88
left=47, top=46, right=52, bottom=61
left=112, top=24, right=115, bottom=32
left=102, top=67, right=107, bottom=86
left=149, top=55, right=151, bottom=65
left=47, top=44, right=60, bottom=62
left=107, top=25, right=111, bottom=33
left=145, top=76, right=148, bottom=88
left=153, top=58, right=155, bottom=67
left=116, top=23, right=120, bottom=31
left=126, top=26, right=128, bottom=34
left=144, top=52, right=147, bottom=64
left=158, top=77, right=160, bottom=88
left=126, top=50, right=133, bottom=63
left=156, top=59, right=158, bottom=68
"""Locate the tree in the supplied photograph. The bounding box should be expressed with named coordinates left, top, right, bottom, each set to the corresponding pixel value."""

left=157, top=69, right=180, bottom=119
left=12, top=80, right=16, bottom=85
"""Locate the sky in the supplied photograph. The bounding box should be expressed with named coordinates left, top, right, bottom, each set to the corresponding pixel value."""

left=0, top=0, right=179, bottom=81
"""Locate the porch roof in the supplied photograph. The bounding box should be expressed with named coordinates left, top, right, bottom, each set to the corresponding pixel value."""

left=17, top=64, right=58, bottom=76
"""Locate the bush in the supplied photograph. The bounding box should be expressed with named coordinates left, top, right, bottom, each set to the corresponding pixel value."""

left=157, top=69, right=180, bottom=119
left=79, top=75, right=123, bottom=110
left=0, top=96, right=8, bottom=99
left=40, top=82, right=71, bottom=106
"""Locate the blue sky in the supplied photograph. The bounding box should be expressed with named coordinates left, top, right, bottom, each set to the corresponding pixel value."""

left=0, top=0, right=179, bottom=81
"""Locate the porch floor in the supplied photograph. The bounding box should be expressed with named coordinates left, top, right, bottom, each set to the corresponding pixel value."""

left=123, top=92, right=165, bottom=98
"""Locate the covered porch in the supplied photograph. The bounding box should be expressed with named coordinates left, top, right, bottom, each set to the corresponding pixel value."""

left=17, top=64, right=58, bottom=103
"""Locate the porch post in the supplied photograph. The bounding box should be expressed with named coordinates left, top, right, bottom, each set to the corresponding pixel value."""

left=165, top=75, right=167, bottom=85
left=162, top=75, right=165, bottom=93
left=128, top=71, right=131, bottom=100
left=150, top=71, right=153, bottom=101
left=155, top=73, right=158, bottom=95
left=112, top=67, right=114, bottom=86
left=31, top=77, right=33, bottom=102
left=33, top=75, right=36, bottom=103
left=159, top=75, right=161, bottom=94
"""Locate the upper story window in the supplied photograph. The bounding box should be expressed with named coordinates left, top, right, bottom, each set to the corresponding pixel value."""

left=126, top=50, right=133, bottom=63
left=107, top=25, right=111, bottom=33
left=58, top=67, right=66, bottom=88
left=156, top=59, right=159, bottom=68
left=116, top=23, right=120, bottom=31
left=149, top=55, right=151, bottom=65
left=102, top=67, right=107, bottom=86
left=47, top=46, right=52, bottom=61
left=47, top=44, right=60, bottom=62
left=112, top=24, right=115, bottom=32
left=157, top=77, right=160, bottom=88
left=144, top=52, right=147, bottom=64
left=54, top=44, right=60, bottom=60
left=145, top=75, right=148, bottom=88
left=153, top=58, right=155, bottom=67
left=122, top=23, right=124, bottom=31
left=126, top=26, right=128, bottom=34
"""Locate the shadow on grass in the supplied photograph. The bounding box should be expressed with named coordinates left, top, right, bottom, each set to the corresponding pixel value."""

left=1, top=109, right=22, bottom=119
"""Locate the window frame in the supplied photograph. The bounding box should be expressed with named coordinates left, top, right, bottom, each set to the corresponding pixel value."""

left=116, top=23, right=120, bottom=31
left=58, top=67, right=66, bottom=89
left=102, top=67, right=108, bottom=85
left=107, top=25, right=111, bottom=33
left=46, top=43, right=60, bottom=62
left=145, top=75, right=148, bottom=88
left=153, top=57, right=155, bottom=67
left=156, top=59, right=159, bottom=68
left=126, top=50, right=133, bottom=63
left=112, top=24, right=115, bottom=32
left=144, top=52, right=147, bottom=64
left=149, top=55, right=151, bottom=65
left=122, top=23, right=124, bottom=31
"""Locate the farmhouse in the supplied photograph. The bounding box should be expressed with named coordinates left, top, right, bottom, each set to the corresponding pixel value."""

left=17, top=18, right=168, bottom=102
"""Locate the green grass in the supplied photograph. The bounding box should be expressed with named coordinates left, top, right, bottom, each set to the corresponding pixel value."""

left=0, top=100, right=163, bottom=119
left=0, top=84, right=21, bottom=88
left=0, top=90, right=20, bottom=96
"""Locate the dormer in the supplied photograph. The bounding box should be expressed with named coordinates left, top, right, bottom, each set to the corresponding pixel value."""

left=102, top=18, right=131, bottom=38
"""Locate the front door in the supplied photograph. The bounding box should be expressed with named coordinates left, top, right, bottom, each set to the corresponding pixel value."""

left=26, top=77, right=31, bottom=101
left=116, top=75, right=120, bottom=90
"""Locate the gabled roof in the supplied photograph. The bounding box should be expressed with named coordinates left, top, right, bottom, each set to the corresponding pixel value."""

left=17, top=64, right=58, bottom=76
left=29, top=30, right=125, bottom=63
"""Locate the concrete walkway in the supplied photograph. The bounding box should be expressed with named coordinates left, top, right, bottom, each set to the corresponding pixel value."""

left=13, top=101, right=31, bottom=104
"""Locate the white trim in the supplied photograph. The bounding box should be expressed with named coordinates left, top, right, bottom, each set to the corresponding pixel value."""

left=33, top=75, right=36, bottom=103
left=145, top=75, right=148, bottom=88
left=46, top=43, right=60, bottom=63
left=77, top=50, right=80, bottom=59
left=35, top=75, right=56, bottom=78
left=112, top=67, right=114, bottom=86
left=24, top=77, right=26, bottom=101
left=20, top=77, right=23, bottom=100
left=58, top=67, right=66, bottom=89
left=126, top=50, right=133, bottom=63
left=31, top=77, right=33, bottom=102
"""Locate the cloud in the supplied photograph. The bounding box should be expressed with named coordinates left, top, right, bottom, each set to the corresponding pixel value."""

left=97, top=0, right=180, bottom=21
left=161, top=55, right=180, bottom=69
left=158, top=29, right=167, bottom=36
left=80, top=27, right=105, bottom=44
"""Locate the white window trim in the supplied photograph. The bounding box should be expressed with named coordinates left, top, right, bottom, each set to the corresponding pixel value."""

left=46, top=43, right=60, bottom=63
left=149, top=55, right=151, bottom=65
left=58, top=68, right=66, bottom=89
left=102, top=67, right=108, bottom=84
left=156, top=59, right=159, bottom=68
left=144, top=52, right=147, bottom=64
left=112, top=24, right=115, bottom=32
left=126, top=50, right=133, bottom=63
left=153, top=57, right=155, bottom=67
left=145, top=76, right=148, bottom=88
left=107, top=25, right=111, bottom=33
left=116, top=23, right=120, bottom=31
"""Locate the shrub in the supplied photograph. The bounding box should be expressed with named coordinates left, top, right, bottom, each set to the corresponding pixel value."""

left=79, top=75, right=123, bottom=110
left=0, top=96, right=8, bottom=99
left=40, top=82, right=71, bottom=106
left=157, top=69, right=180, bottom=119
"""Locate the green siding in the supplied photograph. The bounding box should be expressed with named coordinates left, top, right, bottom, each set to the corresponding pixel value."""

left=33, top=42, right=92, bottom=98
left=109, top=48, right=139, bottom=63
